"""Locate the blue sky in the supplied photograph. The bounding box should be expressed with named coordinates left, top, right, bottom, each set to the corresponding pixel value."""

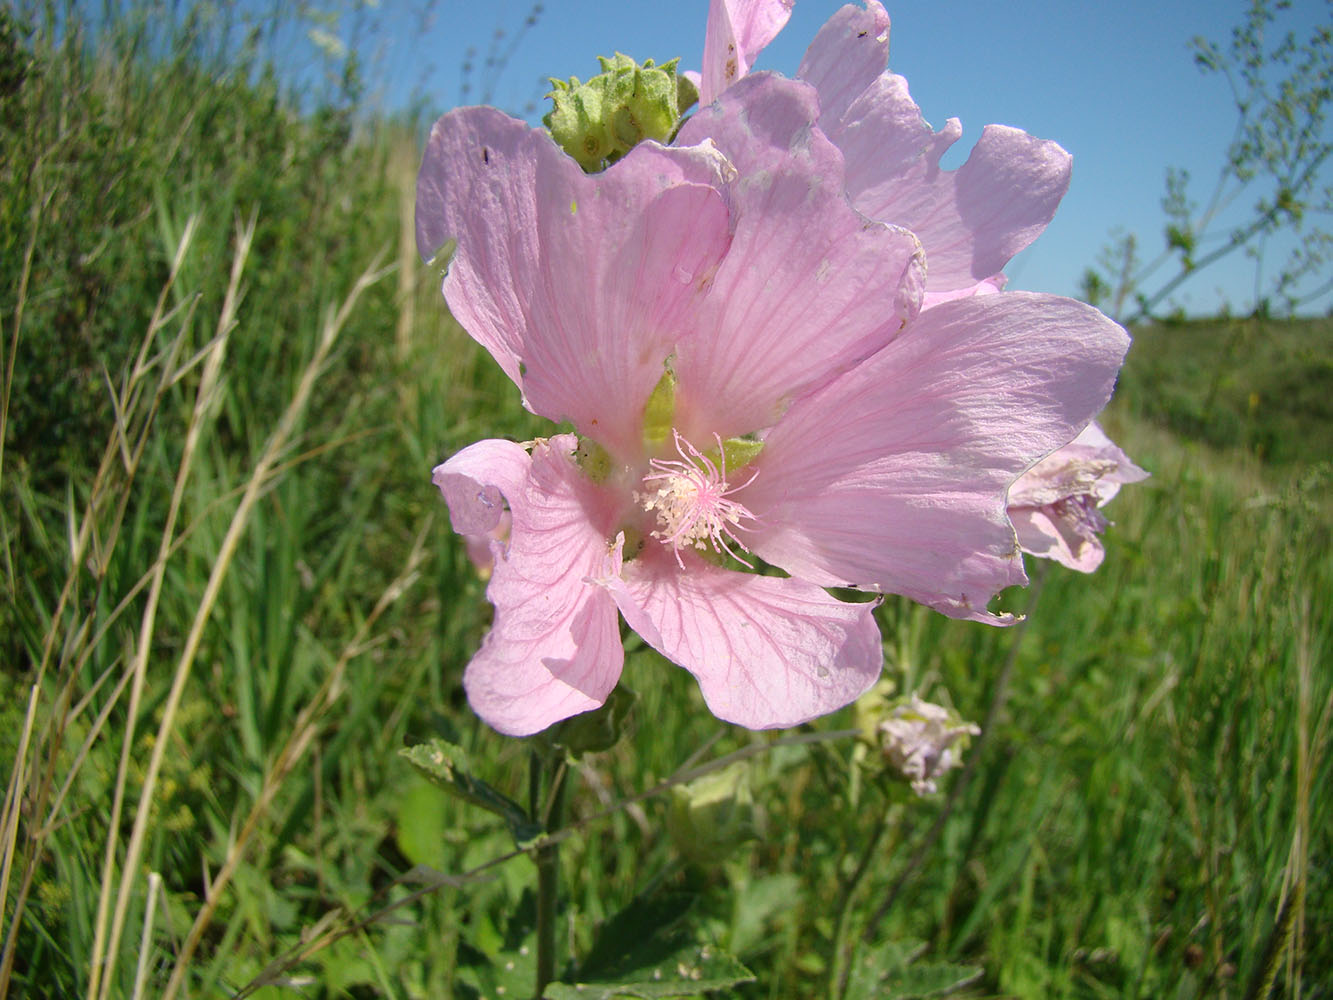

left=327, top=0, right=1329, bottom=316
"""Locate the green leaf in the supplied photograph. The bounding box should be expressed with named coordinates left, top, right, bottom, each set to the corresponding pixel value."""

left=845, top=938, right=983, bottom=1000
left=543, top=945, right=753, bottom=999
left=394, top=777, right=451, bottom=870
left=399, top=738, right=541, bottom=846
left=545, top=892, right=754, bottom=999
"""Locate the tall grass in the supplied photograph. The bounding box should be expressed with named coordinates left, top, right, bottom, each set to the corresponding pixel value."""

left=1, top=2, right=1329, bottom=997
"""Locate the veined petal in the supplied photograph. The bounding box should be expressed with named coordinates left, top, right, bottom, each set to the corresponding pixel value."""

left=743, top=292, right=1130, bottom=623
left=437, top=435, right=626, bottom=736
left=433, top=438, right=530, bottom=538
left=674, top=74, right=925, bottom=438
left=816, top=68, right=1071, bottom=292
left=796, top=0, right=891, bottom=126
left=620, top=548, right=882, bottom=729
left=416, top=107, right=735, bottom=459
left=700, top=0, right=794, bottom=105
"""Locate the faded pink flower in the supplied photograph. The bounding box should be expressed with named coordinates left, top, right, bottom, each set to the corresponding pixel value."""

left=876, top=695, right=980, bottom=797
left=1008, top=422, right=1148, bottom=573
left=418, top=75, right=1128, bottom=737
left=700, top=0, right=1072, bottom=305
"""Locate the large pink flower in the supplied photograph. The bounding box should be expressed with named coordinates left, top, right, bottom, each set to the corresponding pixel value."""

left=1007, top=422, right=1149, bottom=573
left=701, top=0, right=1072, bottom=305
left=418, top=75, right=1128, bottom=737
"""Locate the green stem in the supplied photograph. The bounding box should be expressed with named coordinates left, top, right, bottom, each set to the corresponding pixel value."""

left=827, top=802, right=894, bottom=1000
left=534, top=755, right=569, bottom=999
left=863, top=562, right=1050, bottom=941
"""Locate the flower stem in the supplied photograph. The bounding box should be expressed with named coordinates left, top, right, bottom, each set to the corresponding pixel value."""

left=862, top=562, right=1050, bottom=941
left=827, top=801, right=894, bottom=1000
left=534, top=753, right=569, bottom=999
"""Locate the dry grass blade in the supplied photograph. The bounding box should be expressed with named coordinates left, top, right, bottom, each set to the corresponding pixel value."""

left=85, top=212, right=253, bottom=1000
left=94, top=252, right=390, bottom=1000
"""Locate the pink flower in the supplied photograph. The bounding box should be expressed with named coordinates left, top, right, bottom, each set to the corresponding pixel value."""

left=698, top=0, right=794, bottom=105
left=700, top=0, right=1072, bottom=305
left=1007, top=422, right=1148, bottom=573
left=418, top=75, right=1128, bottom=737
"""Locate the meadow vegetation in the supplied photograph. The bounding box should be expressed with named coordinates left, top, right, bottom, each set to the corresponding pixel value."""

left=1, top=2, right=1328, bottom=997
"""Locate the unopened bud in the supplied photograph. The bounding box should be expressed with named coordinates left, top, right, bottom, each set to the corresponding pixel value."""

left=667, top=761, right=756, bottom=864
left=544, top=55, right=691, bottom=171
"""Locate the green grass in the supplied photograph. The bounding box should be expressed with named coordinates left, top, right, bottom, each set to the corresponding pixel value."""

left=1, top=3, right=1329, bottom=998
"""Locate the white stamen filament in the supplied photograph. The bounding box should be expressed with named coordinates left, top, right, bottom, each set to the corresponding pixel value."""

left=636, top=431, right=759, bottom=568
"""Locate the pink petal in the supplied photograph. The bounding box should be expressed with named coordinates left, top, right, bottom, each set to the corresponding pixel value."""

left=416, top=108, right=735, bottom=460
left=700, top=0, right=795, bottom=105
left=742, top=292, right=1130, bottom=623
left=436, top=436, right=626, bottom=736
left=921, top=274, right=1005, bottom=312
left=1010, top=506, right=1106, bottom=573
left=433, top=437, right=530, bottom=538
left=619, top=547, right=883, bottom=729
left=796, top=0, right=891, bottom=126
left=674, top=74, right=925, bottom=438
left=814, top=68, right=1071, bottom=292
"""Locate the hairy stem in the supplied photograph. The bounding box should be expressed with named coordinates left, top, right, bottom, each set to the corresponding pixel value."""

left=534, top=754, right=569, bottom=998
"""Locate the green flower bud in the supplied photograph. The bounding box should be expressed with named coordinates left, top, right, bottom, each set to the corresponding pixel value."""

left=544, top=54, right=692, bottom=172
left=667, top=761, right=757, bottom=864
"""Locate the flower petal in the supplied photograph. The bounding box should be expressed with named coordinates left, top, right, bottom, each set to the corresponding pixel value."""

left=619, top=548, right=883, bottom=729
left=700, top=0, right=795, bottom=105
left=743, top=292, right=1130, bottom=623
left=796, top=0, right=891, bottom=126
left=674, top=74, right=925, bottom=438
left=1010, top=506, right=1106, bottom=573
left=812, top=66, right=1071, bottom=292
left=436, top=435, right=625, bottom=736
left=416, top=107, right=735, bottom=459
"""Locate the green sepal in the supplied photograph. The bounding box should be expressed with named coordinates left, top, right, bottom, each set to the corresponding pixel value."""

left=642, top=368, right=677, bottom=446
left=535, top=685, right=637, bottom=759
left=702, top=436, right=764, bottom=474
left=676, top=71, right=699, bottom=116
left=399, top=738, right=542, bottom=847
left=577, top=437, right=615, bottom=483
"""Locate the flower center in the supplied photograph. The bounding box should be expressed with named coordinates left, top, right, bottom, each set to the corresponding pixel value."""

left=635, top=431, right=758, bottom=567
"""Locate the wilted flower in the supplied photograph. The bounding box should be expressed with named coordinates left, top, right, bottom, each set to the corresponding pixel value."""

left=1007, top=422, right=1148, bottom=572
left=875, top=695, right=980, bottom=796
left=418, top=22, right=1128, bottom=737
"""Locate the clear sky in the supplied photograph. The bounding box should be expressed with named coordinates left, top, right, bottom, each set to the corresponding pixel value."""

left=328, top=0, right=1330, bottom=317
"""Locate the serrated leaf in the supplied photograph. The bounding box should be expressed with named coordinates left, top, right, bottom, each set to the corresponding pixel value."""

left=546, top=892, right=753, bottom=999
left=883, top=962, right=983, bottom=999
left=544, top=944, right=753, bottom=999
left=400, top=738, right=541, bottom=846
left=845, top=938, right=982, bottom=1000
left=457, top=941, right=537, bottom=1000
